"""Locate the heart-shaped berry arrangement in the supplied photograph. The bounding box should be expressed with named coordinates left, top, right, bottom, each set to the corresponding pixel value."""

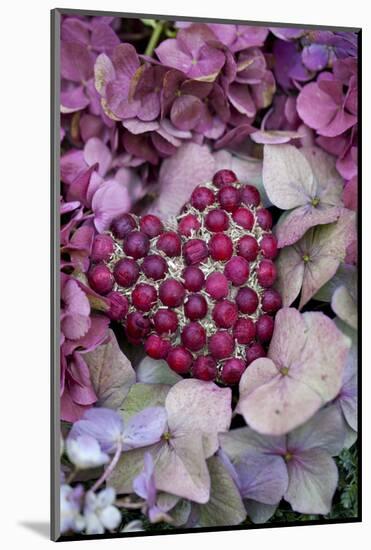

left=88, top=169, right=282, bottom=385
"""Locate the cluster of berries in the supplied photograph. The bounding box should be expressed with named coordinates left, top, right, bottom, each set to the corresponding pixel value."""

left=87, top=169, right=282, bottom=385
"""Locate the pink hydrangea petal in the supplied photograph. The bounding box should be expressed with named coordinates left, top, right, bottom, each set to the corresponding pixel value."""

left=155, top=39, right=192, bottom=74
left=332, top=286, right=357, bottom=330
left=263, top=144, right=316, bottom=210
left=149, top=142, right=215, bottom=219
left=83, top=137, right=112, bottom=177
left=251, top=130, right=303, bottom=144
left=275, top=245, right=304, bottom=306
left=122, top=119, right=159, bottom=135
left=235, top=453, right=288, bottom=505
left=275, top=204, right=341, bottom=248
left=227, top=83, right=256, bottom=117
left=60, top=149, right=86, bottom=185
left=297, top=82, right=338, bottom=131
left=112, top=43, right=140, bottom=78
left=92, top=179, right=131, bottom=233
left=94, top=53, right=116, bottom=96
left=66, top=164, right=98, bottom=206
left=61, top=42, right=94, bottom=82
left=166, top=379, right=232, bottom=458
left=90, top=22, right=120, bottom=52
left=170, top=95, right=203, bottom=130
left=61, top=84, right=90, bottom=113
left=238, top=309, right=350, bottom=435
left=61, top=17, right=90, bottom=44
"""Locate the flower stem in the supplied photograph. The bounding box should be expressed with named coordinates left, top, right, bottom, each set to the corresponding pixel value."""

left=144, top=21, right=165, bottom=57
left=91, top=441, right=122, bottom=492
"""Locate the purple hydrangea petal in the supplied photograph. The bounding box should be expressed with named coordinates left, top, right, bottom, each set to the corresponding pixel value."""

left=61, top=42, right=94, bottom=82
left=69, top=407, right=124, bottom=453
left=284, top=448, right=338, bottom=514
left=122, top=406, right=167, bottom=450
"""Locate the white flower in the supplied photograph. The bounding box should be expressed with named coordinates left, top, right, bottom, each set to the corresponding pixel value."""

left=84, top=487, right=121, bottom=535
left=60, top=484, right=85, bottom=534
left=66, top=435, right=109, bottom=469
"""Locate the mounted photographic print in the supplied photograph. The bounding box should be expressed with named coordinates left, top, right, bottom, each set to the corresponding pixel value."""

left=51, top=8, right=361, bottom=541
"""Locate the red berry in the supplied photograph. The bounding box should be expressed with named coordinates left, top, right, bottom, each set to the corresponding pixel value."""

left=153, top=309, right=178, bottom=335
left=167, top=346, right=193, bottom=374
left=246, top=342, right=266, bottom=365
left=145, top=334, right=171, bottom=359
left=181, top=322, right=206, bottom=351
left=159, top=279, right=185, bottom=307
left=106, top=291, right=129, bottom=321
left=256, top=208, right=273, bottom=230
left=220, top=358, right=246, bottom=384
left=184, top=294, right=208, bottom=321
left=224, top=256, right=250, bottom=286
left=142, top=254, right=168, bottom=280
left=126, top=311, right=151, bottom=340
left=237, top=235, right=259, bottom=262
left=236, top=287, right=259, bottom=314
left=209, top=233, right=233, bottom=262
left=208, top=331, right=234, bottom=359
left=240, top=184, right=261, bottom=207
left=91, top=234, right=115, bottom=262
left=262, top=289, right=282, bottom=313
left=260, top=234, right=278, bottom=259
left=182, top=266, right=205, bottom=292
left=232, top=207, right=254, bottom=230
left=114, top=258, right=139, bottom=287
left=205, top=272, right=229, bottom=300
left=212, top=169, right=238, bottom=188
left=183, top=239, right=208, bottom=265
left=233, top=318, right=256, bottom=344
left=257, top=259, right=277, bottom=287
left=178, top=214, right=201, bottom=236
left=256, top=314, right=274, bottom=342
left=132, top=283, right=157, bottom=312
left=205, top=209, right=229, bottom=232
left=217, top=185, right=240, bottom=212
left=192, top=356, right=217, bottom=381
left=157, top=231, right=181, bottom=257
left=190, top=186, right=215, bottom=211
left=212, top=300, right=238, bottom=328
left=111, top=213, right=136, bottom=239
left=139, top=214, right=164, bottom=237
left=123, top=231, right=150, bottom=259
left=88, top=264, right=114, bottom=295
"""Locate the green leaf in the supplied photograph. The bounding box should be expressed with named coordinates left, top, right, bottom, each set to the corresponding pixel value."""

left=120, top=383, right=171, bottom=421
left=195, top=456, right=246, bottom=527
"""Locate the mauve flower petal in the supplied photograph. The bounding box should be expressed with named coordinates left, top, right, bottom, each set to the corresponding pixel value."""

left=61, top=279, right=91, bottom=340
left=105, top=79, right=140, bottom=120
left=170, top=95, right=203, bottom=130
left=61, top=42, right=94, bottom=82
left=251, top=130, right=303, bottom=144
left=302, top=44, right=329, bottom=72
left=297, top=82, right=338, bottom=131
left=123, top=119, right=159, bottom=135
left=137, top=91, right=161, bottom=122
left=61, top=85, right=90, bottom=113
left=263, top=144, right=316, bottom=209
left=80, top=114, right=106, bottom=142
left=61, top=149, right=86, bottom=185
left=84, top=137, right=112, bottom=176
left=227, top=83, right=256, bottom=117
left=94, top=53, right=116, bottom=96
left=155, top=39, right=192, bottom=74
left=112, top=43, right=140, bottom=78
left=122, top=407, right=167, bottom=450
left=284, top=449, right=338, bottom=514
left=235, top=453, right=288, bottom=505
left=90, top=22, right=120, bottom=53
left=188, top=44, right=225, bottom=81
left=70, top=407, right=124, bottom=453
left=275, top=244, right=304, bottom=306
left=61, top=17, right=90, bottom=44
left=287, top=405, right=345, bottom=456
left=66, top=164, right=98, bottom=206
left=237, top=309, right=350, bottom=435
left=243, top=500, right=277, bottom=524
left=92, top=179, right=131, bottom=233
left=149, top=142, right=214, bottom=218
